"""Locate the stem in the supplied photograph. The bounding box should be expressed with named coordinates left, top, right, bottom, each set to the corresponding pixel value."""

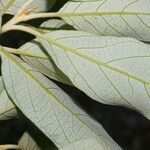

left=2, top=0, right=34, bottom=34
left=0, top=144, right=20, bottom=149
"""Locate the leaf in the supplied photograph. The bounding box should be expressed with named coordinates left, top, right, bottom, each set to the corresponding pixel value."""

left=1, top=49, right=121, bottom=150
left=70, top=0, right=99, bottom=1
left=0, top=0, right=57, bottom=15
left=60, top=0, right=150, bottom=41
left=20, top=39, right=72, bottom=85
left=0, top=76, right=17, bottom=120
left=20, top=19, right=73, bottom=85
left=39, top=30, right=150, bottom=119
left=19, top=132, right=41, bottom=150
left=60, top=138, right=112, bottom=150
left=19, top=132, right=105, bottom=150
left=40, top=19, right=69, bottom=32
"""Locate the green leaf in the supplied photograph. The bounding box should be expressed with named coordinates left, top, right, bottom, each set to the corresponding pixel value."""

left=0, top=0, right=57, bottom=15
left=1, top=49, right=121, bottom=150
left=0, top=76, right=17, bottom=120
left=60, top=0, right=150, bottom=41
left=60, top=138, right=110, bottom=150
left=19, top=133, right=105, bottom=150
left=40, top=19, right=69, bottom=32
left=19, top=19, right=73, bottom=85
left=20, top=39, right=72, bottom=85
left=39, top=30, right=150, bottom=119
left=19, top=132, right=41, bottom=150
left=70, top=0, right=99, bottom=1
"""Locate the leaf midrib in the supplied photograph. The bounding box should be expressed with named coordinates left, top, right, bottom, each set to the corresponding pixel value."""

left=58, top=11, right=150, bottom=17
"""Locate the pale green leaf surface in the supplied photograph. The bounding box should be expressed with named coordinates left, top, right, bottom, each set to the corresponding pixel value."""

left=70, top=0, right=99, bottom=1
left=19, top=132, right=104, bottom=150
left=40, top=30, right=150, bottom=119
left=0, top=0, right=56, bottom=15
left=0, top=76, right=17, bottom=120
left=19, top=132, right=41, bottom=150
left=20, top=40, right=72, bottom=85
left=0, top=77, right=4, bottom=93
left=60, top=138, right=109, bottom=150
left=60, top=0, right=150, bottom=41
left=1, top=51, right=121, bottom=150
left=40, top=19, right=68, bottom=32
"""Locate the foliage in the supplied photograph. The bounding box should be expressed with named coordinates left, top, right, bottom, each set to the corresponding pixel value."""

left=0, top=0, right=150, bottom=149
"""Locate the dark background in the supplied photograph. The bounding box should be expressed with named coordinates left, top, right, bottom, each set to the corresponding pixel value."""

left=0, top=1, right=150, bottom=150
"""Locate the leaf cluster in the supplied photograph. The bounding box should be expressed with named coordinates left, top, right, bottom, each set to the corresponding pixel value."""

left=0, top=0, right=150, bottom=149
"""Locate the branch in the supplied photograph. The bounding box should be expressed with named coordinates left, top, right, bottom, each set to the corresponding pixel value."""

left=2, top=0, right=35, bottom=34
left=0, top=144, right=20, bottom=150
